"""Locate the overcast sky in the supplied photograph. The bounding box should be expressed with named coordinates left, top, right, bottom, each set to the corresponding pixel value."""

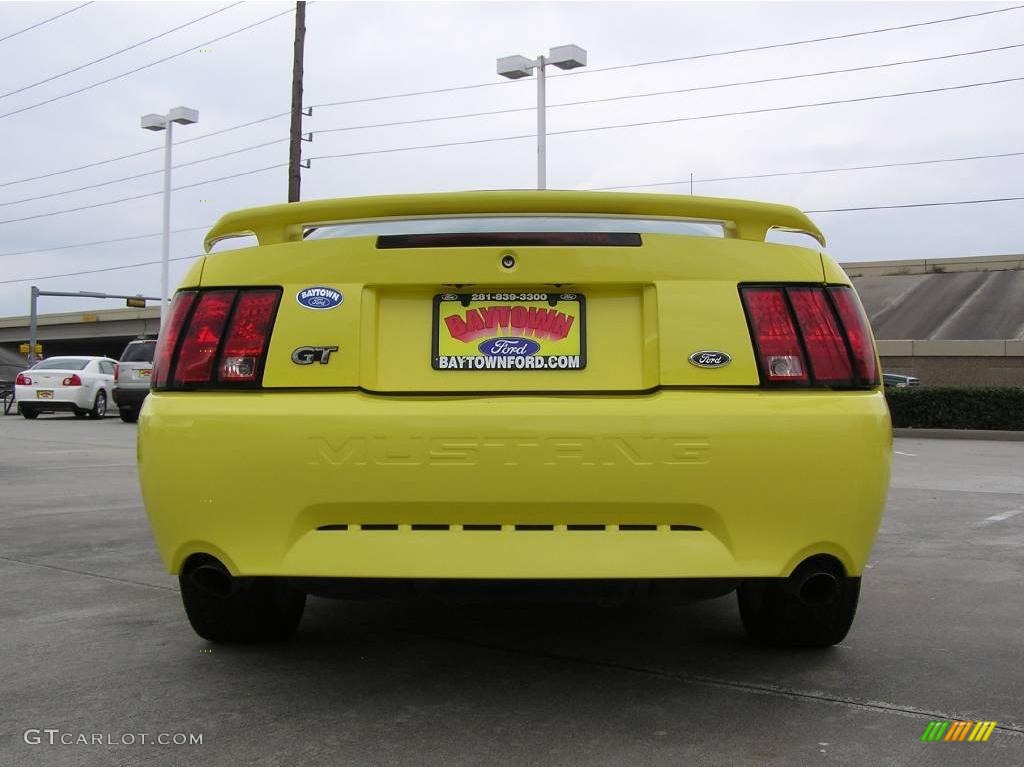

left=0, top=0, right=1022, bottom=317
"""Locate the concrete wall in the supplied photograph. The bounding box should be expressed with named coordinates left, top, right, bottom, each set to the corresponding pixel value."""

left=878, top=340, right=1024, bottom=387
left=841, top=253, right=1024, bottom=277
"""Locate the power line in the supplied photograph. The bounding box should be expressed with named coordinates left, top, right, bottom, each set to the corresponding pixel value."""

left=4, top=39, right=1011, bottom=207
left=0, top=3, right=243, bottom=101
left=0, top=164, right=287, bottom=226
left=5, top=73, right=1021, bottom=223
left=542, top=74, right=1024, bottom=142
left=311, top=43, right=1024, bottom=136
left=5, top=34, right=1001, bottom=195
left=20, top=35, right=996, bottom=203
left=554, top=4, right=1024, bottom=80
left=307, top=133, right=534, bottom=163
left=591, top=150, right=1024, bottom=191
left=178, top=111, right=291, bottom=146
left=0, top=2, right=91, bottom=44
left=807, top=196, right=1024, bottom=214
left=310, top=3, right=1024, bottom=110
left=2, top=6, right=1016, bottom=189
left=0, top=112, right=290, bottom=189
left=0, top=137, right=289, bottom=207
left=0, top=254, right=201, bottom=286
left=0, top=4, right=297, bottom=121
left=308, top=74, right=1024, bottom=164
left=0, top=226, right=211, bottom=259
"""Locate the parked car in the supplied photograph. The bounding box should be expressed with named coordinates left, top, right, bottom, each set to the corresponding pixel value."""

left=15, top=356, right=116, bottom=419
left=882, top=373, right=921, bottom=388
left=138, top=191, right=891, bottom=646
left=114, top=338, right=157, bottom=423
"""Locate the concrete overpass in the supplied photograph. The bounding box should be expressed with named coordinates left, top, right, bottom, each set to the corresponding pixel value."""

left=0, top=306, right=159, bottom=381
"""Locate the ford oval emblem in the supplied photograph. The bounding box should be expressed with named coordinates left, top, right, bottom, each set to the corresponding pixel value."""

left=478, top=337, right=541, bottom=357
left=689, top=350, right=731, bottom=368
left=296, top=286, right=343, bottom=310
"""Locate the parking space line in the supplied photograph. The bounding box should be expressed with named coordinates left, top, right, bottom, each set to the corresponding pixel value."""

left=362, top=622, right=1024, bottom=737
left=0, top=554, right=177, bottom=593
left=0, top=463, right=136, bottom=472
left=981, top=509, right=1023, bottom=524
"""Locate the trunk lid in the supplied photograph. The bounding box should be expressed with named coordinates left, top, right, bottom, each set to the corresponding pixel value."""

left=201, top=233, right=827, bottom=393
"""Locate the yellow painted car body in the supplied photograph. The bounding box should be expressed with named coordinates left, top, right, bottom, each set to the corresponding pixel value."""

left=138, top=191, right=890, bottom=581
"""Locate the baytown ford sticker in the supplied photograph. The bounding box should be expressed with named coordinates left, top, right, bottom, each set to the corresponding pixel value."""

left=689, top=350, right=731, bottom=368
left=296, top=286, right=343, bottom=310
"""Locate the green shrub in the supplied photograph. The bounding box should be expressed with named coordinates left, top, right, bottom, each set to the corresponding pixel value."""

left=885, top=386, right=1024, bottom=430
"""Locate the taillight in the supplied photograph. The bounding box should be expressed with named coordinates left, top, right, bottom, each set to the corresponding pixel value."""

left=154, top=287, right=281, bottom=390
left=173, top=290, right=236, bottom=385
left=114, top=364, right=119, bottom=383
left=828, top=286, right=879, bottom=385
left=16, top=373, right=31, bottom=385
left=741, top=287, right=808, bottom=383
left=153, top=291, right=197, bottom=388
left=787, top=288, right=853, bottom=384
left=218, top=290, right=280, bottom=382
left=62, top=374, right=82, bottom=386
left=741, top=284, right=878, bottom=388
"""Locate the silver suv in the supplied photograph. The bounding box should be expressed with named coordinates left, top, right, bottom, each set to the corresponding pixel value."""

left=114, top=338, right=156, bottom=423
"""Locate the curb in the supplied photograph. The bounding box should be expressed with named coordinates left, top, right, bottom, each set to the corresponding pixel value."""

left=894, top=428, right=1024, bottom=442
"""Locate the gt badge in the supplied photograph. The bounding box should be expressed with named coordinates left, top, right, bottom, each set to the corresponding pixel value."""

left=292, top=346, right=338, bottom=365
left=689, top=350, right=731, bottom=368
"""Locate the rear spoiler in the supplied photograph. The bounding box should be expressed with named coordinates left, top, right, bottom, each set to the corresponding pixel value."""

left=203, top=190, right=826, bottom=251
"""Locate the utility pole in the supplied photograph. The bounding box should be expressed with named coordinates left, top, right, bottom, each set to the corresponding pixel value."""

left=288, top=1, right=307, bottom=203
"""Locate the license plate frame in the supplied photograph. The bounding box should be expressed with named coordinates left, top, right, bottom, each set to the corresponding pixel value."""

left=432, top=291, right=587, bottom=371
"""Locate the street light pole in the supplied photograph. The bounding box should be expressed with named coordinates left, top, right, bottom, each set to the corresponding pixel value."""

left=161, top=120, right=173, bottom=328
left=497, top=45, right=587, bottom=190
left=536, top=54, right=546, bottom=190
left=141, top=106, right=199, bottom=330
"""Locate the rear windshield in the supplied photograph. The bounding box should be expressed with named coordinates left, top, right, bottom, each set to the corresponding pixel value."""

left=306, top=215, right=724, bottom=241
left=120, top=341, right=156, bottom=363
left=32, top=358, right=89, bottom=371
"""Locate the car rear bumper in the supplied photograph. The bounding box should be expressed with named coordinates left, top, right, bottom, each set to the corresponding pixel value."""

left=14, top=385, right=89, bottom=410
left=138, top=390, right=891, bottom=579
left=113, top=386, right=149, bottom=408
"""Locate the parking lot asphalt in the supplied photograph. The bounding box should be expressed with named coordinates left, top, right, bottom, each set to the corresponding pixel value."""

left=1, top=413, right=1022, bottom=766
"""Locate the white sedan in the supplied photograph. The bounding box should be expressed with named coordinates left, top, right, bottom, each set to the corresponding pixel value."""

left=15, top=356, right=117, bottom=419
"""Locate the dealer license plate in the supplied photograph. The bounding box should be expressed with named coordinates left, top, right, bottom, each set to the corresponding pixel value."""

left=432, top=292, right=586, bottom=371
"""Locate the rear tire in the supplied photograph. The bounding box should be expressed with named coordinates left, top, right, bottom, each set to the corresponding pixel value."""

left=179, top=567, right=306, bottom=644
left=119, top=407, right=139, bottom=423
left=738, top=575, right=860, bottom=648
left=20, top=407, right=38, bottom=419
left=88, top=391, right=106, bottom=419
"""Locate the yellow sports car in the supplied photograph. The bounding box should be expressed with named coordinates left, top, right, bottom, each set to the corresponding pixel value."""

left=137, top=191, right=891, bottom=646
